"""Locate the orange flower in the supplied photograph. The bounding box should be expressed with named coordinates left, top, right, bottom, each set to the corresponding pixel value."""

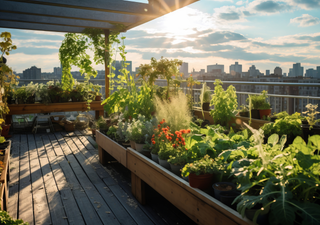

left=158, top=124, right=161, bottom=128
left=187, top=129, right=191, bottom=133
left=172, top=144, right=176, bottom=148
left=160, top=121, right=164, bottom=125
left=176, top=138, right=179, bottom=141
left=190, top=74, right=192, bottom=77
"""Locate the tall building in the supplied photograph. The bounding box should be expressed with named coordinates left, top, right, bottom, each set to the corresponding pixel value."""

left=306, top=68, right=317, bottom=77
left=274, top=67, right=282, bottom=76
left=266, top=70, right=270, bottom=76
left=23, top=66, right=41, bottom=79
left=290, top=63, right=303, bottom=77
left=248, top=65, right=261, bottom=77
left=53, top=67, right=62, bottom=79
left=230, top=62, right=242, bottom=75
left=179, top=62, right=188, bottom=77
left=317, top=66, right=320, bottom=78
left=207, top=63, right=224, bottom=73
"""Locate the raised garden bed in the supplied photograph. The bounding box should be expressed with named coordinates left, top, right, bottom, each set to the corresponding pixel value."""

left=193, top=109, right=271, bottom=130
left=0, top=140, right=11, bottom=211
left=96, top=131, right=127, bottom=167
left=127, top=148, right=253, bottom=225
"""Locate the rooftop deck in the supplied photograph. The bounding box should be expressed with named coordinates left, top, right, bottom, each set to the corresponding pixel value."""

left=8, top=131, right=196, bottom=225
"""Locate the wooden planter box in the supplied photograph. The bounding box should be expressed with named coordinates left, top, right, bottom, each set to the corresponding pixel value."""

left=0, top=140, right=11, bottom=211
left=96, top=131, right=127, bottom=167
left=193, top=109, right=271, bottom=130
left=127, top=148, right=253, bottom=225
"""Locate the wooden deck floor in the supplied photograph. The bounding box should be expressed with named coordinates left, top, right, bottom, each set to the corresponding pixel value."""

left=8, top=131, right=196, bottom=225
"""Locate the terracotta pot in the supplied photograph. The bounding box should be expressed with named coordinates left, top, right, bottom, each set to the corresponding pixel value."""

left=202, top=102, right=210, bottom=111
left=1, top=124, right=11, bottom=138
left=189, top=173, right=213, bottom=190
left=259, top=108, right=271, bottom=119
left=95, top=95, right=102, bottom=101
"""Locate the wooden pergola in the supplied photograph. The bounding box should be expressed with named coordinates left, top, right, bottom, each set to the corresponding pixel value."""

left=0, top=0, right=199, bottom=98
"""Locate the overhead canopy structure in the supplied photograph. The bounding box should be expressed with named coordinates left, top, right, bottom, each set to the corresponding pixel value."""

left=0, top=0, right=199, bottom=98
left=0, top=0, right=198, bottom=32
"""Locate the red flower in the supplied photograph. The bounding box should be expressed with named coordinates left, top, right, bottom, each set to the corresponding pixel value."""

left=160, top=121, right=164, bottom=125
left=187, top=129, right=191, bottom=133
left=158, top=124, right=161, bottom=128
left=176, top=138, right=179, bottom=141
left=172, top=144, right=176, bottom=148
left=152, top=141, right=156, bottom=144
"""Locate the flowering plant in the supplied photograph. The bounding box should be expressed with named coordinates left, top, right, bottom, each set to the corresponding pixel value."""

left=181, top=154, right=216, bottom=177
left=151, top=118, right=191, bottom=159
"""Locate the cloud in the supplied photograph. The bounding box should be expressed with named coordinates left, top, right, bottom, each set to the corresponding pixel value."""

left=219, top=12, right=241, bottom=20
left=252, top=41, right=309, bottom=48
left=295, top=34, right=320, bottom=41
left=236, top=1, right=244, bottom=5
left=316, top=45, right=320, bottom=50
left=286, top=0, right=320, bottom=10
left=254, top=0, right=292, bottom=13
left=290, top=14, right=320, bottom=27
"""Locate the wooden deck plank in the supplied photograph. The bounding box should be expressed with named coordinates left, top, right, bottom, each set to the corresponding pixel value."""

left=70, top=134, right=156, bottom=225
left=19, top=134, right=34, bottom=225
left=27, top=134, right=52, bottom=225
left=65, top=154, right=121, bottom=225
left=8, top=135, right=20, bottom=219
left=34, top=135, right=68, bottom=225
left=53, top=133, right=72, bottom=155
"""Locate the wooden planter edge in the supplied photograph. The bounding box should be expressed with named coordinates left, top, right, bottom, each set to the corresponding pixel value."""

left=127, top=148, right=254, bottom=225
left=96, top=131, right=127, bottom=167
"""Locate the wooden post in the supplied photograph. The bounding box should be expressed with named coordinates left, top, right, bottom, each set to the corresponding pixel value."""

left=131, top=172, right=146, bottom=205
left=104, top=29, right=110, bottom=100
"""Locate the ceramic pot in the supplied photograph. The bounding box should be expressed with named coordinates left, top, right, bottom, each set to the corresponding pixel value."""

left=202, top=102, right=210, bottom=111
left=158, top=158, right=171, bottom=170
left=245, top=205, right=270, bottom=225
left=220, top=191, right=241, bottom=210
left=95, top=95, right=102, bottom=101
left=135, top=143, right=144, bottom=153
left=189, top=173, right=213, bottom=190
left=212, top=182, right=237, bottom=201
left=259, top=108, right=271, bottom=119
left=170, top=163, right=183, bottom=176
left=151, top=153, right=159, bottom=163
left=130, top=140, right=136, bottom=149
left=251, top=109, right=260, bottom=119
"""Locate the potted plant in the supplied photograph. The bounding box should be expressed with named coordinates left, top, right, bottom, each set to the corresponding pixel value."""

left=238, top=104, right=249, bottom=117
left=210, top=79, right=238, bottom=129
left=301, top=103, right=320, bottom=141
left=47, top=80, right=63, bottom=103
left=181, top=154, right=216, bottom=190
left=249, top=90, right=271, bottom=119
left=200, top=82, right=211, bottom=111
left=167, top=150, right=188, bottom=176
left=92, top=84, right=102, bottom=101
left=25, top=82, right=38, bottom=103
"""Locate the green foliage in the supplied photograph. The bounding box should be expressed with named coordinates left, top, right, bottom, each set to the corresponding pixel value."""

left=261, top=112, right=303, bottom=144
left=248, top=90, right=271, bottom=110
left=181, top=154, right=217, bottom=177
left=0, top=210, right=28, bottom=225
left=303, top=103, right=320, bottom=129
left=124, top=115, right=157, bottom=143
left=154, top=92, right=192, bottom=132
left=210, top=79, right=238, bottom=127
left=0, top=31, right=17, bottom=58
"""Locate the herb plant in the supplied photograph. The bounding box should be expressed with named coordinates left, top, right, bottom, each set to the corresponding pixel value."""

left=303, top=103, right=320, bottom=129
left=210, top=79, right=238, bottom=128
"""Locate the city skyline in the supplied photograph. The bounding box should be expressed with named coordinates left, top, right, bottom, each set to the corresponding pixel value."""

left=1, top=0, right=320, bottom=74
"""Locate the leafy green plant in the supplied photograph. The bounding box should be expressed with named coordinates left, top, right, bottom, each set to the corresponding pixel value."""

left=210, top=79, right=238, bottom=128
left=0, top=210, right=28, bottom=225
left=303, top=103, right=320, bottom=129
left=181, top=154, right=217, bottom=177
left=239, top=104, right=248, bottom=113
left=248, top=90, right=270, bottom=110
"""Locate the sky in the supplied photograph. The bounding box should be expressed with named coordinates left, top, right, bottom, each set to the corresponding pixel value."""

left=1, top=0, right=320, bottom=75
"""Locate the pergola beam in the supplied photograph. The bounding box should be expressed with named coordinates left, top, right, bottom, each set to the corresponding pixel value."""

left=0, top=0, right=143, bottom=25
left=0, top=12, right=116, bottom=30
left=9, top=0, right=157, bottom=16
left=0, top=20, right=85, bottom=33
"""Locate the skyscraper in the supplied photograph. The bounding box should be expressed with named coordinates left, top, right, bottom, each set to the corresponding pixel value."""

left=266, top=70, right=270, bottom=76
left=229, top=62, right=242, bottom=74
left=207, top=63, right=224, bottom=73
left=179, top=62, right=188, bottom=77
left=23, top=66, right=41, bottom=79
left=317, top=66, right=320, bottom=78
left=274, top=67, right=282, bottom=76
left=291, top=63, right=304, bottom=77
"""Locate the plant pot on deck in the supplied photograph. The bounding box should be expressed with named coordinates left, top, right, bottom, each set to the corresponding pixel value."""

left=151, top=153, right=159, bottom=163
left=251, top=109, right=260, bottom=119
left=169, top=163, right=183, bottom=177
left=158, top=158, right=171, bottom=171
left=212, top=182, right=237, bottom=201
left=95, top=95, right=102, bottom=101
left=202, top=102, right=210, bottom=111
left=135, top=143, right=144, bottom=153
left=0, top=124, right=11, bottom=138
left=259, top=108, right=271, bottom=119
left=189, top=173, right=213, bottom=190
left=220, top=191, right=241, bottom=210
